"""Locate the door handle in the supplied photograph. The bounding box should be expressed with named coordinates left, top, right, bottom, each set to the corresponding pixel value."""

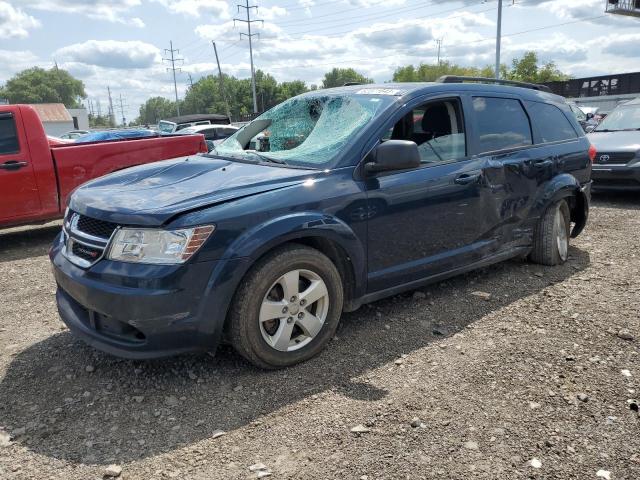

left=0, top=161, right=27, bottom=171
left=531, top=159, right=553, bottom=168
left=454, top=173, right=481, bottom=185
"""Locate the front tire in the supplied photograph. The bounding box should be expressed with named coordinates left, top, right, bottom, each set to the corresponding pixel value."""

left=228, top=244, right=344, bottom=369
left=529, top=199, right=571, bottom=266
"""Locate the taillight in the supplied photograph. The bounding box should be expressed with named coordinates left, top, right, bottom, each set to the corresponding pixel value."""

left=588, top=144, right=597, bottom=163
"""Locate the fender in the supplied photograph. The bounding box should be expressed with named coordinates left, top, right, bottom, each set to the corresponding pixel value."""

left=530, top=174, right=589, bottom=238
left=222, top=211, right=367, bottom=294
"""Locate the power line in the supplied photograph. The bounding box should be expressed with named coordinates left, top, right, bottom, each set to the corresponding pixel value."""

left=263, top=13, right=609, bottom=71
left=234, top=0, right=263, bottom=113
left=163, top=40, right=184, bottom=115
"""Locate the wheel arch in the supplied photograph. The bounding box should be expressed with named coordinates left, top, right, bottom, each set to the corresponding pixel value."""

left=223, top=212, right=366, bottom=311
left=532, top=174, right=587, bottom=238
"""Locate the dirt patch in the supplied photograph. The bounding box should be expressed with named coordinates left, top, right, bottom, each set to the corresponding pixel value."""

left=0, top=196, right=638, bottom=479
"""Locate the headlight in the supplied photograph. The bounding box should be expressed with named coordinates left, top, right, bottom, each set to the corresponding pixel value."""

left=107, top=225, right=215, bottom=264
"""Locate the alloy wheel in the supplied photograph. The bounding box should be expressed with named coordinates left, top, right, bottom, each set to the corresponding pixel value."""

left=259, top=269, right=330, bottom=352
left=555, top=206, right=569, bottom=261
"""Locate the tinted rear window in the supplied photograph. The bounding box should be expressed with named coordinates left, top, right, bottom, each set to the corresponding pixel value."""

left=472, top=97, right=532, bottom=153
left=0, top=114, right=19, bottom=154
left=526, top=101, right=577, bottom=143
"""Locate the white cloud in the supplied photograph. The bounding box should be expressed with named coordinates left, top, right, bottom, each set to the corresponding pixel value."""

left=0, top=49, right=43, bottom=82
left=259, top=6, right=288, bottom=20
left=543, top=0, right=638, bottom=28
left=600, top=33, right=640, bottom=58
left=152, top=0, right=229, bottom=18
left=0, top=1, right=40, bottom=38
left=20, top=0, right=144, bottom=26
left=55, top=40, right=161, bottom=69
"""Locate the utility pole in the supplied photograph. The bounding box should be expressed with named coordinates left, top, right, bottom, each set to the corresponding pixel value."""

left=212, top=41, right=233, bottom=120
left=107, top=87, right=115, bottom=126
left=96, top=100, right=102, bottom=118
left=436, top=38, right=443, bottom=66
left=187, top=73, right=194, bottom=89
left=117, top=93, right=128, bottom=126
left=164, top=40, right=183, bottom=115
left=495, top=0, right=503, bottom=79
left=234, top=1, right=263, bottom=114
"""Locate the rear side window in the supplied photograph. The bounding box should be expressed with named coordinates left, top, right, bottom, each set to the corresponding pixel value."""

left=472, top=97, right=532, bottom=153
left=0, top=114, right=19, bottom=155
left=526, top=101, right=578, bottom=143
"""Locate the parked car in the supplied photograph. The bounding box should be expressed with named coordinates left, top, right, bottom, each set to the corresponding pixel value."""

left=158, top=114, right=230, bottom=134
left=588, top=97, right=640, bottom=190
left=567, top=102, right=589, bottom=132
left=50, top=78, right=592, bottom=368
left=59, top=130, right=89, bottom=140
left=0, top=105, right=208, bottom=229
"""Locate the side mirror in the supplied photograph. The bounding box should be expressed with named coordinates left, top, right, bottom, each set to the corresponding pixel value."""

left=365, top=140, right=421, bottom=174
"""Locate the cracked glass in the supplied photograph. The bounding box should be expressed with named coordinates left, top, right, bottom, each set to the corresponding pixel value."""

left=215, top=92, right=394, bottom=167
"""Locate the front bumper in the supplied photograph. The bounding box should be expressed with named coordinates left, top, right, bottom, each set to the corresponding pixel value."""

left=50, top=233, right=249, bottom=359
left=591, top=163, right=640, bottom=191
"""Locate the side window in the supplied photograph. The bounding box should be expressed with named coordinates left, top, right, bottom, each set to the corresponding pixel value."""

left=526, top=101, right=578, bottom=143
left=472, top=97, right=532, bottom=153
left=386, top=99, right=466, bottom=164
left=0, top=114, right=20, bottom=155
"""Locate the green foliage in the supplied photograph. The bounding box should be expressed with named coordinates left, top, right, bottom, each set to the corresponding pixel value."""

left=393, top=61, right=495, bottom=82
left=136, top=96, right=180, bottom=125
left=321, top=68, right=373, bottom=88
left=89, top=114, right=114, bottom=128
left=393, top=52, right=569, bottom=84
left=506, top=51, right=570, bottom=83
left=0, top=67, right=86, bottom=107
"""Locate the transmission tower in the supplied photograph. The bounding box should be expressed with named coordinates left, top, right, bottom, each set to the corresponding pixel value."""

left=117, top=94, right=129, bottom=126
left=164, top=40, right=184, bottom=115
left=234, top=0, right=263, bottom=113
left=107, top=87, right=116, bottom=126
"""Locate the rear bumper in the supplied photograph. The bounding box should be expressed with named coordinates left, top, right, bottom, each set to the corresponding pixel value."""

left=591, top=163, right=640, bottom=191
left=50, top=232, right=249, bottom=359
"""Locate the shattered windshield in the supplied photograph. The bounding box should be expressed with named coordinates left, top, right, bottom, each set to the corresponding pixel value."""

left=215, top=92, right=393, bottom=167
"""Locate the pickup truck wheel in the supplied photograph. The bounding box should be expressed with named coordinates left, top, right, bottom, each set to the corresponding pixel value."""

left=228, top=244, right=344, bottom=369
left=529, top=199, right=571, bottom=266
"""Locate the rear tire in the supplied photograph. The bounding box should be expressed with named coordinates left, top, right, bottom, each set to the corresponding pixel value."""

left=529, top=199, right=571, bottom=266
left=228, top=244, right=343, bottom=369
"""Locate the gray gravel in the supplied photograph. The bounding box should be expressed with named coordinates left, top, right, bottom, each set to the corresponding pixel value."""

left=0, top=194, right=639, bottom=479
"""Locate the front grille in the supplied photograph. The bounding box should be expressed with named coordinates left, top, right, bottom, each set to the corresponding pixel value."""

left=71, top=242, right=103, bottom=262
left=594, top=152, right=637, bottom=164
left=76, top=214, right=118, bottom=239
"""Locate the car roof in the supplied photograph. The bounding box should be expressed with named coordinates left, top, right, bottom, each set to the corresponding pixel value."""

left=182, top=124, right=239, bottom=133
left=162, top=113, right=230, bottom=124
left=313, top=81, right=565, bottom=104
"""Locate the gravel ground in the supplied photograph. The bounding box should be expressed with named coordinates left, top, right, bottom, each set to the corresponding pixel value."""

left=0, top=194, right=638, bottom=480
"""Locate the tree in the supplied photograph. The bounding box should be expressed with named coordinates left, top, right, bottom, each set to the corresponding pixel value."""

left=89, top=114, right=114, bottom=128
left=321, top=68, right=373, bottom=88
left=0, top=67, right=86, bottom=107
left=506, top=51, right=569, bottom=83
left=393, top=61, right=495, bottom=82
left=136, top=96, right=179, bottom=125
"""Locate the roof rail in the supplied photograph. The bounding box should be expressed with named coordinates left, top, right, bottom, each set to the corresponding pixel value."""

left=435, top=75, right=552, bottom=93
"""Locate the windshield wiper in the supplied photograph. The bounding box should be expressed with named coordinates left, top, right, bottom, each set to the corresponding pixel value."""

left=245, top=151, right=288, bottom=165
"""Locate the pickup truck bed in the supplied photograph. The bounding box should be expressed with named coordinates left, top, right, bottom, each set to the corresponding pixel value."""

left=0, top=105, right=207, bottom=229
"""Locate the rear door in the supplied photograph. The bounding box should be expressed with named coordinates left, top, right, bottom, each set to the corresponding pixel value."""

left=0, top=110, right=42, bottom=222
left=467, top=95, right=541, bottom=250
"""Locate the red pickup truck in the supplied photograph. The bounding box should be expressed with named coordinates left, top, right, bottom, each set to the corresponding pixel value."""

left=0, top=105, right=207, bottom=229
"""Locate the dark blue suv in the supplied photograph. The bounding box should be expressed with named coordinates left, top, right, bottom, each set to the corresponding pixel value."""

left=50, top=78, right=592, bottom=369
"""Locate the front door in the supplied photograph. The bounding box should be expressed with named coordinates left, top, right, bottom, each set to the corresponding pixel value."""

left=0, top=111, right=41, bottom=223
left=365, top=96, right=500, bottom=292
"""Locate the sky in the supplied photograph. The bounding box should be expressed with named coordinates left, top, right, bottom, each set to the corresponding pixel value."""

left=2, top=0, right=640, bottom=123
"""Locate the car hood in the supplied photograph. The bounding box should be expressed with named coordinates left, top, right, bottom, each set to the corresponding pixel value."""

left=69, top=155, right=318, bottom=226
left=587, top=130, right=640, bottom=153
